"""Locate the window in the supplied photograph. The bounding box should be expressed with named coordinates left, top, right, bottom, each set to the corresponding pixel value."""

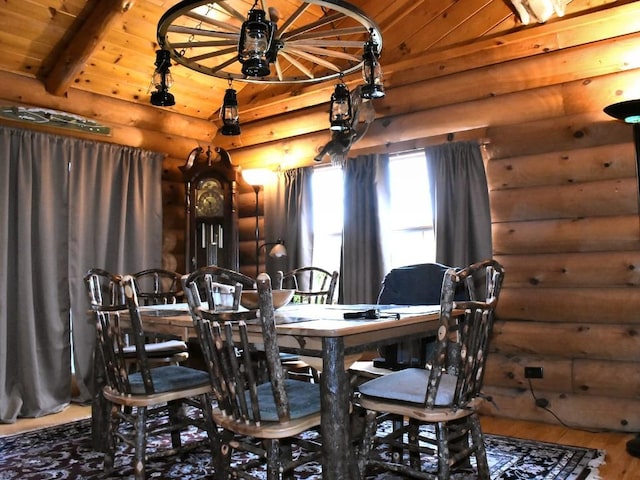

left=387, top=151, right=435, bottom=267
left=311, top=166, right=343, bottom=273
left=311, top=151, right=435, bottom=272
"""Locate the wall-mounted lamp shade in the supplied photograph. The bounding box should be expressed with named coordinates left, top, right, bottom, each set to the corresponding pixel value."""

left=150, top=49, right=175, bottom=107
left=604, top=100, right=640, bottom=124
left=220, top=87, right=241, bottom=136
left=242, top=168, right=275, bottom=187
left=361, top=37, right=385, bottom=99
left=330, top=83, right=353, bottom=132
left=238, top=9, right=275, bottom=77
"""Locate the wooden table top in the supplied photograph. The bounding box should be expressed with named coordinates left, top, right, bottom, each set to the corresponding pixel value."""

left=134, top=303, right=441, bottom=334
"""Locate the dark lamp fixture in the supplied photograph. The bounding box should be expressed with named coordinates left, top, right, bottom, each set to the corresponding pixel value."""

left=604, top=100, right=640, bottom=124
left=220, top=82, right=241, bottom=136
left=330, top=82, right=353, bottom=132
left=243, top=168, right=277, bottom=278
left=150, top=49, right=175, bottom=107
left=361, top=32, right=385, bottom=99
left=604, top=99, right=640, bottom=244
left=238, top=8, right=275, bottom=78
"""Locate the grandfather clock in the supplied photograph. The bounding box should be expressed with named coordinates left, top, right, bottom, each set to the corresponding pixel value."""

left=180, top=146, right=239, bottom=273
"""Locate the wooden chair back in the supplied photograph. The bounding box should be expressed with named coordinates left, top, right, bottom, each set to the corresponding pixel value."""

left=93, top=275, right=159, bottom=395
left=84, top=268, right=125, bottom=309
left=427, top=259, right=504, bottom=408
left=181, top=265, right=255, bottom=313
left=276, top=266, right=339, bottom=304
left=132, top=268, right=183, bottom=305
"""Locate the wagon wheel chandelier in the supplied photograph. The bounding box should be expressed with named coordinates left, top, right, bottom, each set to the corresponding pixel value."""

left=152, top=0, right=384, bottom=135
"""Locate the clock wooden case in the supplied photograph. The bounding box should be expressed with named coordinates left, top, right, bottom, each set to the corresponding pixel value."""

left=180, top=146, right=239, bottom=273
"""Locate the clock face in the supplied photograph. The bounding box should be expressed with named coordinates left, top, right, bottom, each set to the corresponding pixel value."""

left=196, top=178, right=224, bottom=217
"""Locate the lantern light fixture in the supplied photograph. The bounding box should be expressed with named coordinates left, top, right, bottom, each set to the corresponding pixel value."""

left=150, top=49, right=175, bottom=107
left=361, top=30, right=385, bottom=100
left=330, top=81, right=353, bottom=132
left=220, top=80, right=241, bottom=136
left=237, top=4, right=277, bottom=78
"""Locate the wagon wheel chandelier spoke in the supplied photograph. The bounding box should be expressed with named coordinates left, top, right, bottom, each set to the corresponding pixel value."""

left=156, top=0, right=382, bottom=84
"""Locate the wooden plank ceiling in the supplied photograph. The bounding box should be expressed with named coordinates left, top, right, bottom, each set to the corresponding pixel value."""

left=0, top=0, right=633, bottom=131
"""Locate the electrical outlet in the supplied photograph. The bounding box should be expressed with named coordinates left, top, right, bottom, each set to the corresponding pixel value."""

left=524, top=366, right=544, bottom=379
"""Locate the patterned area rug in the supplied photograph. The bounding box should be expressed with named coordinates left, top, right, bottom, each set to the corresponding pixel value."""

left=0, top=417, right=604, bottom=479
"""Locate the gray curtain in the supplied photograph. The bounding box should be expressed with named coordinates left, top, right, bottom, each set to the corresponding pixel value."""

left=0, top=127, right=71, bottom=422
left=264, top=167, right=313, bottom=279
left=340, top=154, right=391, bottom=304
left=69, top=142, right=163, bottom=403
left=425, top=141, right=492, bottom=268
left=0, top=127, right=162, bottom=422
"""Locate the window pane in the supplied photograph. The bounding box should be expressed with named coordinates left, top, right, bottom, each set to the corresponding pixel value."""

left=389, top=152, right=432, bottom=230
left=312, top=167, right=343, bottom=272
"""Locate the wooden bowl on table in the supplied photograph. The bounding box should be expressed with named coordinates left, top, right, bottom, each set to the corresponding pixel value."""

left=240, top=289, right=295, bottom=310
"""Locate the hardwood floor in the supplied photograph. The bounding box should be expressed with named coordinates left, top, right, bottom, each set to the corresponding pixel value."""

left=480, top=415, right=640, bottom=479
left=1, top=407, right=638, bottom=478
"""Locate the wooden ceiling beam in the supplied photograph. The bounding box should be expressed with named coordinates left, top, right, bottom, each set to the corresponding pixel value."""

left=44, top=0, right=135, bottom=97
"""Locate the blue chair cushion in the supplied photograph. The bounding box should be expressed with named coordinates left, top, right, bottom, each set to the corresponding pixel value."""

left=358, top=367, right=457, bottom=407
left=128, top=365, right=210, bottom=394
left=249, top=379, right=321, bottom=421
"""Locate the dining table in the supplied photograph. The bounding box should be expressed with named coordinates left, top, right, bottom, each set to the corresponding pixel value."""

left=117, top=302, right=443, bottom=480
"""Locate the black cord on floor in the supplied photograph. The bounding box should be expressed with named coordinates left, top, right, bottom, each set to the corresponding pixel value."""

left=527, top=379, right=603, bottom=434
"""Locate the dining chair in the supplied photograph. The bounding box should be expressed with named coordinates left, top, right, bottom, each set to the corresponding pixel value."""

left=91, top=274, right=218, bottom=480
left=132, top=267, right=184, bottom=305
left=84, top=268, right=188, bottom=367
left=353, top=259, right=504, bottom=479
left=183, top=269, right=323, bottom=480
left=276, top=266, right=339, bottom=304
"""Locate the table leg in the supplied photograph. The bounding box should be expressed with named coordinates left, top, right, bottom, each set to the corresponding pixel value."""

left=321, top=337, right=359, bottom=479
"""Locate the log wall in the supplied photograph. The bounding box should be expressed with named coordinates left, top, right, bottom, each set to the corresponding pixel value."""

left=478, top=113, right=640, bottom=431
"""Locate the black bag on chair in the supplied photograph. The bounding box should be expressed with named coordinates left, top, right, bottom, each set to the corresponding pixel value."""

left=375, top=263, right=458, bottom=370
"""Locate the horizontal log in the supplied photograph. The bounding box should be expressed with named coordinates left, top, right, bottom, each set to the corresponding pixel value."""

left=479, top=385, right=640, bottom=432
left=485, top=353, right=640, bottom=399
left=485, top=352, right=571, bottom=392
left=491, top=320, right=640, bottom=361
left=161, top=181, right=185, bottom=207
left=161, top=253, right=178, bottom=273
left=492, top=215, right=640, bottom=255
left=163, top=205, right=185, bottom=230
left=486, top=111, right=633, bottom=159
left=498, top=287, right=640, bottom=323
left=495, top=251, right=640, bottom=288
left=574, top=359, right=640, bottom=399
left=486, top=142, right=635, bottom=190
left=162, top=230, right=179, bottom=253
left=491, top=177, right=637, bottom=222
left=238, top=216, right=264, bottom=242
